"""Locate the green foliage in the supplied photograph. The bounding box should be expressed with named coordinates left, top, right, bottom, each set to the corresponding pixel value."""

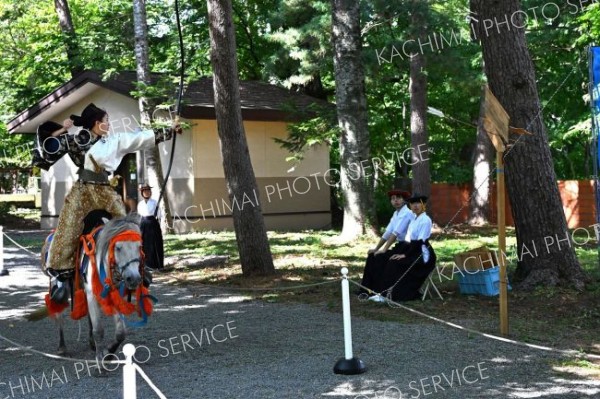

left=521, top=0, right=595, bottom=180
left=362, top=0, right=484, bottom=185
left=265, top=0, right=334, bottom=91
left=273, top=103, right=339, bottom=163
left=0, top=0, right=596, bottom=187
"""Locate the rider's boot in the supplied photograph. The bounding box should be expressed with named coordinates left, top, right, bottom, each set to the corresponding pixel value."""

left=47, top=269, right=72, bottom=304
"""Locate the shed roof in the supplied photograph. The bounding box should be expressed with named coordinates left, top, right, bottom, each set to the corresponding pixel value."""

left=8, top=70, right=329, bottom=134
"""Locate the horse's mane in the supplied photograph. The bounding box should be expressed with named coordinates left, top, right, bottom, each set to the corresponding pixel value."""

left=96, top=213, right=141, bottom=263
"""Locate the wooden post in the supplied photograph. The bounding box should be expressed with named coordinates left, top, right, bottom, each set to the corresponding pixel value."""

left=497, top=152, right=509, bottom=336
left=481, top=85, right=510, bottom=336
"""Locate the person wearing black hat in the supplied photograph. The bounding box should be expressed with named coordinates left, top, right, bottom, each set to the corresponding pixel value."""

left=32, top=115, right=102, bottom=300
left=43, top=103, right=181, bottom=302
left=137, top=183, right=164, bottom=270
left=378, top=194, right=436, bottom=302
left=359, top=189, right=414, bottom=296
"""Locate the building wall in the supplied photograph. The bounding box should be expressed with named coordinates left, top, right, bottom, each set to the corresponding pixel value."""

left=170, top=120, right=331, bottom=232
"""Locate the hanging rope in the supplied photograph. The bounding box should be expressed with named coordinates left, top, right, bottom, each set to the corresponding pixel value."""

left=155, top=0, right=185, bottom=218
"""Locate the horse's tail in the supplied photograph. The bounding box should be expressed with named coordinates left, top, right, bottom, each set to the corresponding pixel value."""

left=24, top=307, right=49, bottom=322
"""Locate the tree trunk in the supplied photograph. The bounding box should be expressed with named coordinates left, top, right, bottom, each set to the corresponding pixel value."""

left=332, top=0, right=377, bottom=240
left=470, top=0, right=586, bottom=290
left=468, top=117, right=493, bottom=225
left=206, top=0, right=275, bottom=276
left=409, top=53, right=430, bottom=199
left=53, top=0, right=83, bottom=76
left=409, top=0, right=431, bottom=204
left=133, top=0, right=173, bottom=233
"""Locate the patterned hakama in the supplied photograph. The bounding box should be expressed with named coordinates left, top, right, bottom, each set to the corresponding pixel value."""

left=45, top=183, right=126, bottom=271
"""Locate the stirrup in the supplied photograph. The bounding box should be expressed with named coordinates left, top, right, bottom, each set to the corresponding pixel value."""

left=50, top=280, right=69, bottom=304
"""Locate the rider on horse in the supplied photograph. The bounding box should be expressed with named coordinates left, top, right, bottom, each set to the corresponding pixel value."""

left=33, top=103, right=181, bottom=303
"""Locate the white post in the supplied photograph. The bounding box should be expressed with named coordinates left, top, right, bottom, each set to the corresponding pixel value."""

left=123, top=343, right=137, bottom=399
left=341, top=267, right=353, bottom=360
left=333, top=267, right=366, bottom=375
left=0, top=226, right=4, bottom=274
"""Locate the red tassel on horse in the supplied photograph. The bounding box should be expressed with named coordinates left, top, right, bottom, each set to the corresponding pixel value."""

left=109, top=289, right=136, bottom=315
left=70, top=289, right=88, bottom=320
left=44, top=294, right=68, bottom=317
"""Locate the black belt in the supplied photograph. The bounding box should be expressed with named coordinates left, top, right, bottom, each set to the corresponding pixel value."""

left=78, top=168, right=109, bottom=185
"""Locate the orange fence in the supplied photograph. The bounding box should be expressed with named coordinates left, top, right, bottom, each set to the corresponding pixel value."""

left=429, top=180, right=597, bottom=229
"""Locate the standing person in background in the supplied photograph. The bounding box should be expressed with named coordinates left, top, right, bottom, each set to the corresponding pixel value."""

left=137, top=183, right=164, bottom=270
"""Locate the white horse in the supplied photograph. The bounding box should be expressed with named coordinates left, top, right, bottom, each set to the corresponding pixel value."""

left=39, top=213, right=150, bottom=361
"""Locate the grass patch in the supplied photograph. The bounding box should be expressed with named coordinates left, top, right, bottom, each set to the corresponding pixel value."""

left=0, top=206, right=40, bottom=230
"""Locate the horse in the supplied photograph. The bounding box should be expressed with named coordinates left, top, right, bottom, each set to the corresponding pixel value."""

left=39, top=212, right=153, bottom=361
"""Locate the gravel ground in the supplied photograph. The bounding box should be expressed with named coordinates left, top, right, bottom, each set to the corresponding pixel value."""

left=1, top=230, right=599, bottom=399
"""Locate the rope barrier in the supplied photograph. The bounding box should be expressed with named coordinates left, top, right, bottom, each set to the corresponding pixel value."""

left=169, top=276, right=341, bottom=292
left=1, top=230, right=41, bottom=257
left=348, top=279, right=600, bottom=361
left=0, top=332, right=125, bottom=365
left=133, top=363, right=168, bottom=398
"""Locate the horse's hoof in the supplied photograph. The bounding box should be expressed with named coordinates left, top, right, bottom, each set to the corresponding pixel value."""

left=96, top=349, right=110, bottom=363
left=108, top=343, right=122, bottom=354
left=89, top=340, right=96, bottom=351
left=57, top=348, right=69, bottom=357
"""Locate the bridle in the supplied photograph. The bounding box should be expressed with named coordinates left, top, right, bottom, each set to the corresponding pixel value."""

left=106, top=230, right=145, bottom=288
left=112, top=257, right=143, bottom=284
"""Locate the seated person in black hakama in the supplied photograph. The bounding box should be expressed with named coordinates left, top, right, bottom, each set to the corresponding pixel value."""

left=360, top=189, right=414, bottom=295
left=379, top=194, right=436, bottom=302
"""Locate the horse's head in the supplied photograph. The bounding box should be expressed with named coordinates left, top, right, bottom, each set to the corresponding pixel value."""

left=96, top=214, right=144, bottom=290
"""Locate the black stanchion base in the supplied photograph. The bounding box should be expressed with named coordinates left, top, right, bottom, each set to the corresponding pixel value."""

left=333, top=357, right=366, bottom=375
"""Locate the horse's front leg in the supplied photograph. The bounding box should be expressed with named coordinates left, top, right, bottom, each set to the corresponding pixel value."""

left=86, top=290, right=106, bottom=361
left=107, top=314, right=126, bottom=354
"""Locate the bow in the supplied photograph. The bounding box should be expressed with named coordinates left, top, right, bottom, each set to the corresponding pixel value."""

left=155, top=0, right=185, bottom=218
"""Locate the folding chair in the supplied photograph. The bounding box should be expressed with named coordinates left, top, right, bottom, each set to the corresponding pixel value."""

left=420, top=268, right=444, bottom=301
